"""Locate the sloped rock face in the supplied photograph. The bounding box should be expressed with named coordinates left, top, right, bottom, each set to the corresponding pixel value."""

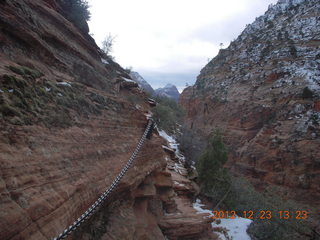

left=0, top=1, right=218, bottom=239
left=0, top=1, right=200, bottom=240
left=129, top=71, right=155, bottom=95
left=0, top=0, right=130, bottom=92
left=73, top=135, right=218, bottom=240
left=0, top=108, right=167, bottom=240
left=180, top=0, right=320, bottom=209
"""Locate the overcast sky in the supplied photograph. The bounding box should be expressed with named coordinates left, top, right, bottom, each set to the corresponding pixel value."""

left=88, top=0, right=278, bottom=91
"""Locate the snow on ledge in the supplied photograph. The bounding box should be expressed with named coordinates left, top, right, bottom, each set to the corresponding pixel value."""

left=56, top=81, right=72, bottom=87
left=159, top=130, right=180, bottom=152
left=159, top=130, right=185, bottom=163
left=122, top=77, right=135, bottom=83
left=193, top=199, right=252, bottom=240
left=101, top=58, right=109, bottom=64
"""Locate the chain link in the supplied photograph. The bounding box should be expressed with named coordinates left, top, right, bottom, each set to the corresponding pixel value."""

left=53, top=119, right=154, bottom=240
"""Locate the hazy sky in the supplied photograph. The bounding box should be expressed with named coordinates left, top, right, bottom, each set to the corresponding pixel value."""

left=88, top=0, right=278, bottom=91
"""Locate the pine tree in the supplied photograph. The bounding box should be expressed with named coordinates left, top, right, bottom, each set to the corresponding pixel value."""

left=59, top=0, right=90, bottom=32
left=196, top=130, right=228, bottom=191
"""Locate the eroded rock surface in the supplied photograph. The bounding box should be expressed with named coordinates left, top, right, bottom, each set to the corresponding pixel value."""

left=180, top=0, right=320, bottom=210
left=0, top=1, right=218, bottom=239
left=74, top=133, right=219, bottom=240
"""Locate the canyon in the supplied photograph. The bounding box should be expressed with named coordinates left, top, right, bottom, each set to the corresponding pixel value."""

left=180, top=0, right=319, bottom=226
left=1, top=0, right=320, bottom=239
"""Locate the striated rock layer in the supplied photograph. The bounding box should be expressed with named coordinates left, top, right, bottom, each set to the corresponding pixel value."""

left=75, top=142, right=218, bottom=240
left=0, top=0, right=157, bottom=239
left=180, top=0, right=320, bottom=210
left=0, top=0, right=217, bottom=239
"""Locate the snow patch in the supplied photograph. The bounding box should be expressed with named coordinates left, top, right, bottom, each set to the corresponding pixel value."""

left=174, top=163, right=186, bottom=175
left=193, top=199, right=252, bottom=240
left=173, top=181, right=185, bottom=187
left=101, top=58, right=109, bottom=64
left=8, top=89, right=14, bottom=93
left=296, top=67, right=320, bottom=91
left=159, top=130, right=185, bottom=162
left=159, top=130, right=175, bottom=146
left=57, top=82, right=72, bottom=87
left=159, top=130, right=187, bottom=174
left=122, top=77, right=135, bottom=83
left=144, top=112, right=153, bottom=119
left=193, top=199, right=213, bottom=215
left=295, top=110, right=320, bottom=133
left=135, top=104, right=142, bottom=110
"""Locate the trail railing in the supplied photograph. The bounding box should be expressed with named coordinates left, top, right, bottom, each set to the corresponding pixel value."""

left=53, top=119, right=154, bottom=240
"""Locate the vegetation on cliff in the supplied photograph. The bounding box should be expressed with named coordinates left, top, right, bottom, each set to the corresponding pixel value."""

left=0, top=65, right=120, bottom=128
left=58, top=0, right=90, bottom=32
left=181, top=0, right=320, bottom=238
left=196, top=131, right=230, bottom=200
left=195, top=130, right=316, bottom=239
left=152, top=96, right=185, bottom=132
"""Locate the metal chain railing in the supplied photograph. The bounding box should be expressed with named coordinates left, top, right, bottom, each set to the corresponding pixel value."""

left=53, top=119, right=154, bottom=240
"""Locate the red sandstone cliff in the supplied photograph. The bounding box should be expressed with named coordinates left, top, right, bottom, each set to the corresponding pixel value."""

left=180, top=0, right=320, bottom=212
left=0, top=1, right=215, bottom=239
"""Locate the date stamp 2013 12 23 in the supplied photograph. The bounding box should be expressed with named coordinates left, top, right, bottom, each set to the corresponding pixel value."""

left=210, top=210, right=309, bottom=220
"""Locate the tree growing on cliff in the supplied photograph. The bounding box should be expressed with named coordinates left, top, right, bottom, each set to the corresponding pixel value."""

left=196, top=130, right=230, bottom=199
left=102, top=33, right=116, bottom=58
left=59, top=0, right=91, bottom=32
left=302, top=86, right=314, bottom=99
left=152, top=96, right=185, bottom=132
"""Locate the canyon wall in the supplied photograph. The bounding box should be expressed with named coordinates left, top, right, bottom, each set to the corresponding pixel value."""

left=0, top=1, right=215, bottom=239
left=180, top=0, right=320, bottom=210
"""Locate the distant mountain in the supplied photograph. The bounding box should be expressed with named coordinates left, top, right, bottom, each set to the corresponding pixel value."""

left=155, top=84, right=180, bottom=101
left=129, top=71, right=154, bottom=95
left=129, top=71, right=180, bottom=101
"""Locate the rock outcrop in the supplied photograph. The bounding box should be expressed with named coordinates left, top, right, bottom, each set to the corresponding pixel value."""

left=0, top=0, right=217, bottom=239
left=76, top=135, right=218, bottom=240
left=180, top=0, right=320, bottom=211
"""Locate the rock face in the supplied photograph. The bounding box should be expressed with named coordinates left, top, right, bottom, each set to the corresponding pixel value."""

left=155, top=84, right=180, bottom=101
left=180, top=0, right=320, bottom=210
left=0, top=1, right=216, bottom=239
left=129, top=71, right=155, bottom=95
left=76, top=136, right=218, bottom=240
